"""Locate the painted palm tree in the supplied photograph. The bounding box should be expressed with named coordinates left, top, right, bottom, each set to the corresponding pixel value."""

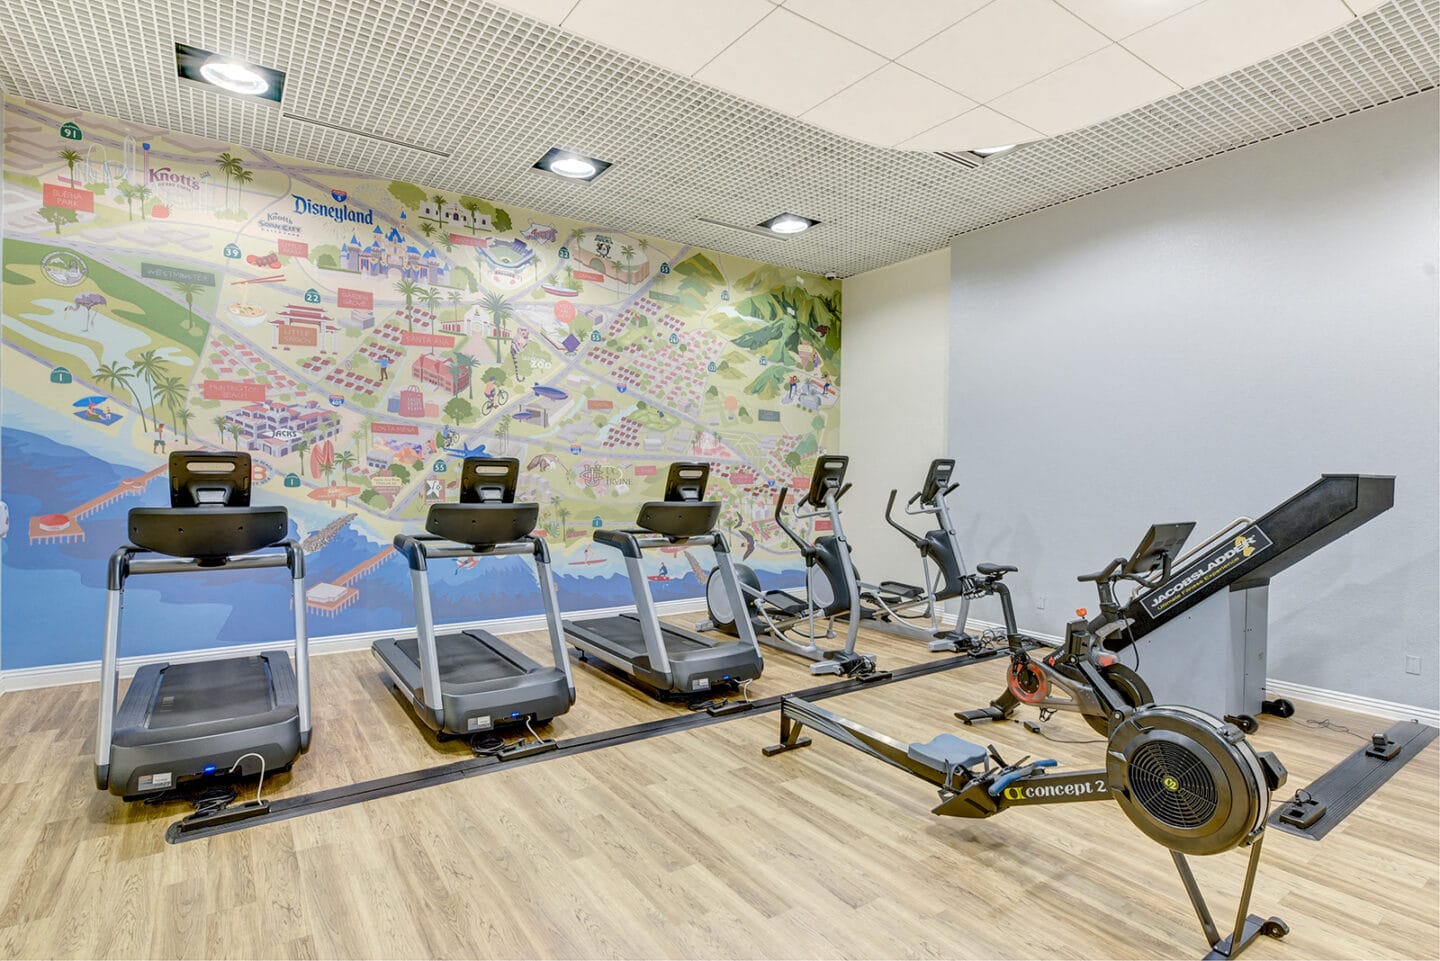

left=131, top=349, right=168, bottom=421
left=478, top=290, right=513, bottom=363
left=216, top=152, right=242, bottom=208
left=548, top=494, right=564, bottom=538
left=116, top=180, right=138, bottom=221
left=394, top=278, right=421, bottom=332
left=294, top=438, right=310, bottom=474
left=234, top=167, right=254, bottom=211
left=447, top=289, right=463, bottom=327
left=173, top=281, right=203, bottom=333
left=455, top=351, right=479, bottom=399
left=58, top=148, right=82, bottom=187
left=229, top=421, right=245, bottom=450
left=421, top=287, right=441, bottom=328
left=496, top=414, right=512, bottom=455
left=335, top=449, right=357, bottom=485
left=619, top=244, right=636, bottom=291
left=94, top=362, right=149, bottom=432
left=154, top=374, right=188, bottom=431
left=134, top=183, right=152, bottom=220
left=174, top=406, right=194, bottom=445
left=418, top=220, right=436, bottom=239
left=460, top=198, right=483, bottom=235
left=212, top=414, right=230, bottom=448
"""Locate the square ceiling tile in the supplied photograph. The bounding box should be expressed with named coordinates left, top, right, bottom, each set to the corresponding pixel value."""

left=1054, top=0, right=1204, bottom=39
left=899, top=0, right=1111, bottom=102
left=992, top=44, right=1178, bottom=135
left=1124, top=0, right=1355, bottom=88
left=485, top=0, right=582, bottom=25
left=783, top=0, right=993, bottom=59
left=803, top=64, right=975, bottom=147
left=694, top=7, right=887, bottom=115
left=896, top=105, right=1044, bottom=152
left=561, top=0, right=774, bottom=75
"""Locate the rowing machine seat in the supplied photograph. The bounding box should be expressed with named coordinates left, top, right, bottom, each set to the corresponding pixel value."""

left=908, top=733, right=987, bottom=775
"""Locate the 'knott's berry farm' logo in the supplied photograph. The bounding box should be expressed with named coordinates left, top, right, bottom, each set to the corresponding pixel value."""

left=148, top=166, right=201, bottom=191
left=292, top=191, right=374, bottom=225
left=259, top=212, right=302, bottom=236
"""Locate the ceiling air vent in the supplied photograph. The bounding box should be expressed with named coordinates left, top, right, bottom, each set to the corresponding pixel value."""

left=934, top=151, right=984, bottom=169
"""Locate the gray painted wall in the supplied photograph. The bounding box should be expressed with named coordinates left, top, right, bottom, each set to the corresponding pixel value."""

left=948, top=91, right=1439, bottom=710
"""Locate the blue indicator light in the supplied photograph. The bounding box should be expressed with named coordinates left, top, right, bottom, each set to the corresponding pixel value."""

left=203, top=764, right=216, bottom=775
left=510, top=712, right=521, bottom=718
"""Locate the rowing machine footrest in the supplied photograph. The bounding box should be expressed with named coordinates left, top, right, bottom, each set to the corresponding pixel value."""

left=907, top=733, right=987, bottom=776
left=957, top=705, right=1008, bottom=725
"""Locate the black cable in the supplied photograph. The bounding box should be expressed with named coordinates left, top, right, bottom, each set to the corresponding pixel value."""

left=1022, top=719, right=1107, bottom=745
left=1303, top=718, right=1370, bottom=741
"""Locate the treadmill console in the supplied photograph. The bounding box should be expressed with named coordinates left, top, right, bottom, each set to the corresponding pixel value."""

left=635, top=462, right=720, bottom=537
left=662, top=462, right=710, bottom=502
left=803, top=455, right=849, bottom=509
left=169, top=451, right=252, bottom=507
left=1125, top=522, right=1196, bottom=579
left=920, top=458, right=956, bottom=505
left=459, top=457, right=519, bottom=504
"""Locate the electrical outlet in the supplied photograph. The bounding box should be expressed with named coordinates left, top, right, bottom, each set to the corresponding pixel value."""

left=1406, top=655, right=1422, bottom=676
left=1036, top=595, right=1046, bottom=610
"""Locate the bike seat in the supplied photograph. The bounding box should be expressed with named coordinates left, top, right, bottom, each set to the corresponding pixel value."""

left=976, top=563, right=1017, bottom=576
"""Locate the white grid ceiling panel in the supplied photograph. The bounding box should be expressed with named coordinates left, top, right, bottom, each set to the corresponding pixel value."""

left=0, top=0, right=1435, bottom=277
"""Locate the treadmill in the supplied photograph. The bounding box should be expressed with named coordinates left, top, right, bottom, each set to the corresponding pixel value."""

left=373, top=457, right=574, bottom=747
left=95, top=452, right=311, bottom=806
left=563, top=462, right=763, bottom=698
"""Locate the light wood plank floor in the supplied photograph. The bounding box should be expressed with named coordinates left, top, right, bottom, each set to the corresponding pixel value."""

left=0, top=623, right=1435, bottom=959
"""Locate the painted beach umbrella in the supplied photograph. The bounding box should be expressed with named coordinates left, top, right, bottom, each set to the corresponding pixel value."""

left=72, top=395, right=109, bottom=407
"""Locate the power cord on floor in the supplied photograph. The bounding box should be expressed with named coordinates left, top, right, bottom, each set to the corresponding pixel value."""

left=229, top=752, right=268, bottom=804
left=1021, top=719, right=1107, bottom=745
left=1304, top=718, right=1370, bottom=741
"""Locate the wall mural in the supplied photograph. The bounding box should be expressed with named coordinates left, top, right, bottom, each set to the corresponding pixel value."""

left=0, top=98, right=843, bottom=670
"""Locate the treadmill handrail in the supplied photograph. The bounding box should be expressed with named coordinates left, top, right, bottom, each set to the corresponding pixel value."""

left=108, top=539, right=300, bottom=590
left=393, top=532, right=544, bottom=570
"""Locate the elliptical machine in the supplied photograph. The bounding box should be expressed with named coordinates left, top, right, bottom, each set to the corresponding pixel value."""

left=848, top=459, right=985, bottom=652
left=957, top=523, right=1193, bottom=735
left=701, top=455, right=878, bottom=677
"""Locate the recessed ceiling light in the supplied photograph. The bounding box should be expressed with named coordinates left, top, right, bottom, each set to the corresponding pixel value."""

left=972, top=144, right=1016, bottom=157
left=761, top=213, right=819, bottom=235
left=534, top=147, right=612, bottom=182
left=176, top=43, right=285, bottom=103
left=200, top=59, right=269, bottom=96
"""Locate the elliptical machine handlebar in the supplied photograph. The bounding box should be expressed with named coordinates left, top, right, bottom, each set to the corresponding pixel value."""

left=773, top=486, right=816, bottom=558
left=885, top=489, right=927, bottom=548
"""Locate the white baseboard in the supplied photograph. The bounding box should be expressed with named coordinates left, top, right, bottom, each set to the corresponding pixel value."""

left=1262, top=679, right=1439, bottom=726
left=0, top=597, right=708, bottom=693
left=954, top=617, right=1438, bottom=726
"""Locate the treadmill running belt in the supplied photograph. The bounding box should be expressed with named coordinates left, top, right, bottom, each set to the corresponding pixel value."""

left=599, top=615, right=709, bottom=654
left=396, top=634, right=526, bottom=685
left=150, top=658, right=274, bottom=730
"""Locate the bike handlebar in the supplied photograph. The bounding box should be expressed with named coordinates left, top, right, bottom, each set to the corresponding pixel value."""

left=1077, top=557, right=1126, bottom=584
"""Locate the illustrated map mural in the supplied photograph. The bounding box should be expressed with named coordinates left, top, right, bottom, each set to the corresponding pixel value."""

left=0, top=98, right=842, bottom=668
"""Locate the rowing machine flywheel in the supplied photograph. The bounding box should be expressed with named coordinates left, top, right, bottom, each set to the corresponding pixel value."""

left=1008, top=660, right=1049, bottom=704
left=1107, top=705, right=1281, bottom=856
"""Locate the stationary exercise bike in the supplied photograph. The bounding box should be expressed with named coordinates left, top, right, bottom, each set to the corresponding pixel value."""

left=701, top=455, right=878, bottom=677
left=957, top=523, right=1195, bottom=735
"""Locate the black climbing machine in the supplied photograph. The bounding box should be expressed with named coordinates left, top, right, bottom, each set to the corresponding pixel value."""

left=960, top=475, right=1395, bottom=732
left=766, top=615, right=1294, bottom=959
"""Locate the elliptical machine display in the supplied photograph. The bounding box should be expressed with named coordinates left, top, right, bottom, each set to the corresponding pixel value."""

left=701, top=455, right=879, bottom=677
